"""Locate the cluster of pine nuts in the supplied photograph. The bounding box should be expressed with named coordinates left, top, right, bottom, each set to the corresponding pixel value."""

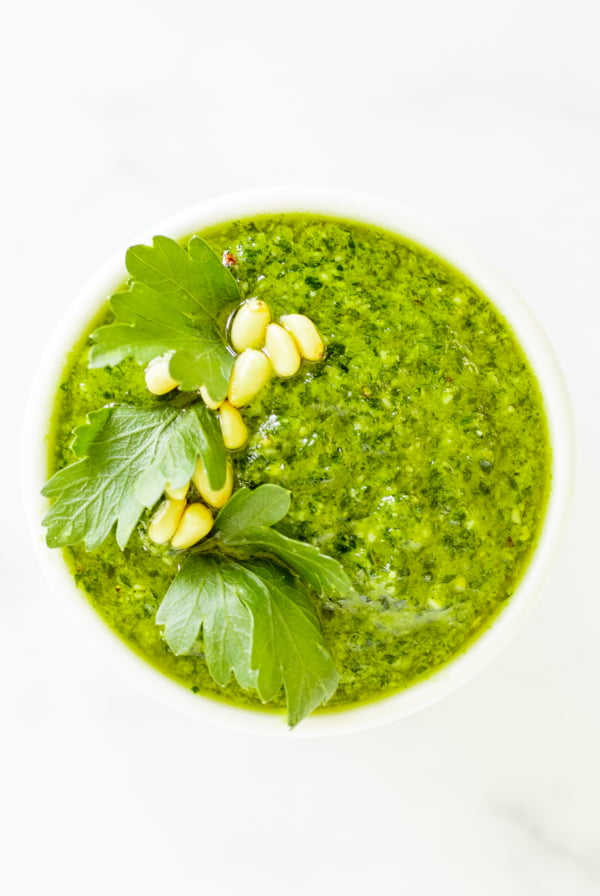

left=226, top=301, right=325, bottom=407
left=146, top=297, right=324, bottom=550
left=147, top=457, right=233, bottom=549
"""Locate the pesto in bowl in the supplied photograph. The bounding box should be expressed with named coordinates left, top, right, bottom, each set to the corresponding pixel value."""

left=47, top=211, right=551, bottom=720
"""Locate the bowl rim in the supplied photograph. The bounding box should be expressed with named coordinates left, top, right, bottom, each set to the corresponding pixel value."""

left=22, top=185, right=575, bottom=737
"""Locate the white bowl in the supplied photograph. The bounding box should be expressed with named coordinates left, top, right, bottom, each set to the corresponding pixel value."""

left=23, top=187, right=574, bottom=737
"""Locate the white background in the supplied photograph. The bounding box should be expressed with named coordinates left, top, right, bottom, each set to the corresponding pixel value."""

left=3, top=1, right=600, bottom=893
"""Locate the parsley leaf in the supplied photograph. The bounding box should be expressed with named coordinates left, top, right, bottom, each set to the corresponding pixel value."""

left=156, top=554, right=338, bottom=726
left=213, top=484, right=291, bottom=535
left=209, top=485, right=352, bottom=597
left=89, top=236, right=239, bottom=402
left=155, top=555, right=258, bottom=690
left=243, top=560, right=339, bottom=726
left=42, top=403, right=226, bottom=550
left=135, top=403, right=226, bottom=506
left=217, top=527, right=351, bottom=597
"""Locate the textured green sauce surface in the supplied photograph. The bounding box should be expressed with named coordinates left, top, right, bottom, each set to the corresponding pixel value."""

left=51, top=214, right=551, bottom=713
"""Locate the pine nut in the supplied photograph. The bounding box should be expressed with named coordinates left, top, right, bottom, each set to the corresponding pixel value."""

left=218, top=401, right=249, bottom=450
left=227, top=348, right=272, bottom=407
left=192, top=456, right=233, bottom=508
left=199, top=386, right=223, bottom=410
left=264, top=323, right=301, bottom=377
left=280, top=314, right=324, bottom=361
left=230, top=298, right=271, bottom=352
left=144, top=355, right=180, bottom=395
left=171, top=503, right=213, bottom=550
left=147, top=498, right=186, bottom=544
left=165, top=481, right=189, bottom=501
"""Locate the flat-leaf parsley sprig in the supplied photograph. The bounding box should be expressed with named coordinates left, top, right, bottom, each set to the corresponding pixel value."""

left=42, top=234, right=349, bottom=725
left=157, top=485, right=349, bottom=726
left=89, top=235, right=240, bottom=401
left=42, top=402, right=226, bottom=550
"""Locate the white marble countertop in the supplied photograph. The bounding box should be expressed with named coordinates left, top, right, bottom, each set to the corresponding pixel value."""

left=3, top=1, right=600, bottom=893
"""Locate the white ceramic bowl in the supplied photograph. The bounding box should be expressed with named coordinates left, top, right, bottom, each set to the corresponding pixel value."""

left=23, top=187, right=574, bottom=737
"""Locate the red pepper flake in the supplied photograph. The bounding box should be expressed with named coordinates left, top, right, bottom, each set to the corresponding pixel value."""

left=222, top=250, right=237, bottom=267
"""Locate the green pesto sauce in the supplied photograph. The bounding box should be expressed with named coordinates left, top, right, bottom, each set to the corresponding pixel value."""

left=50, top=214, right=551, bottom=714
